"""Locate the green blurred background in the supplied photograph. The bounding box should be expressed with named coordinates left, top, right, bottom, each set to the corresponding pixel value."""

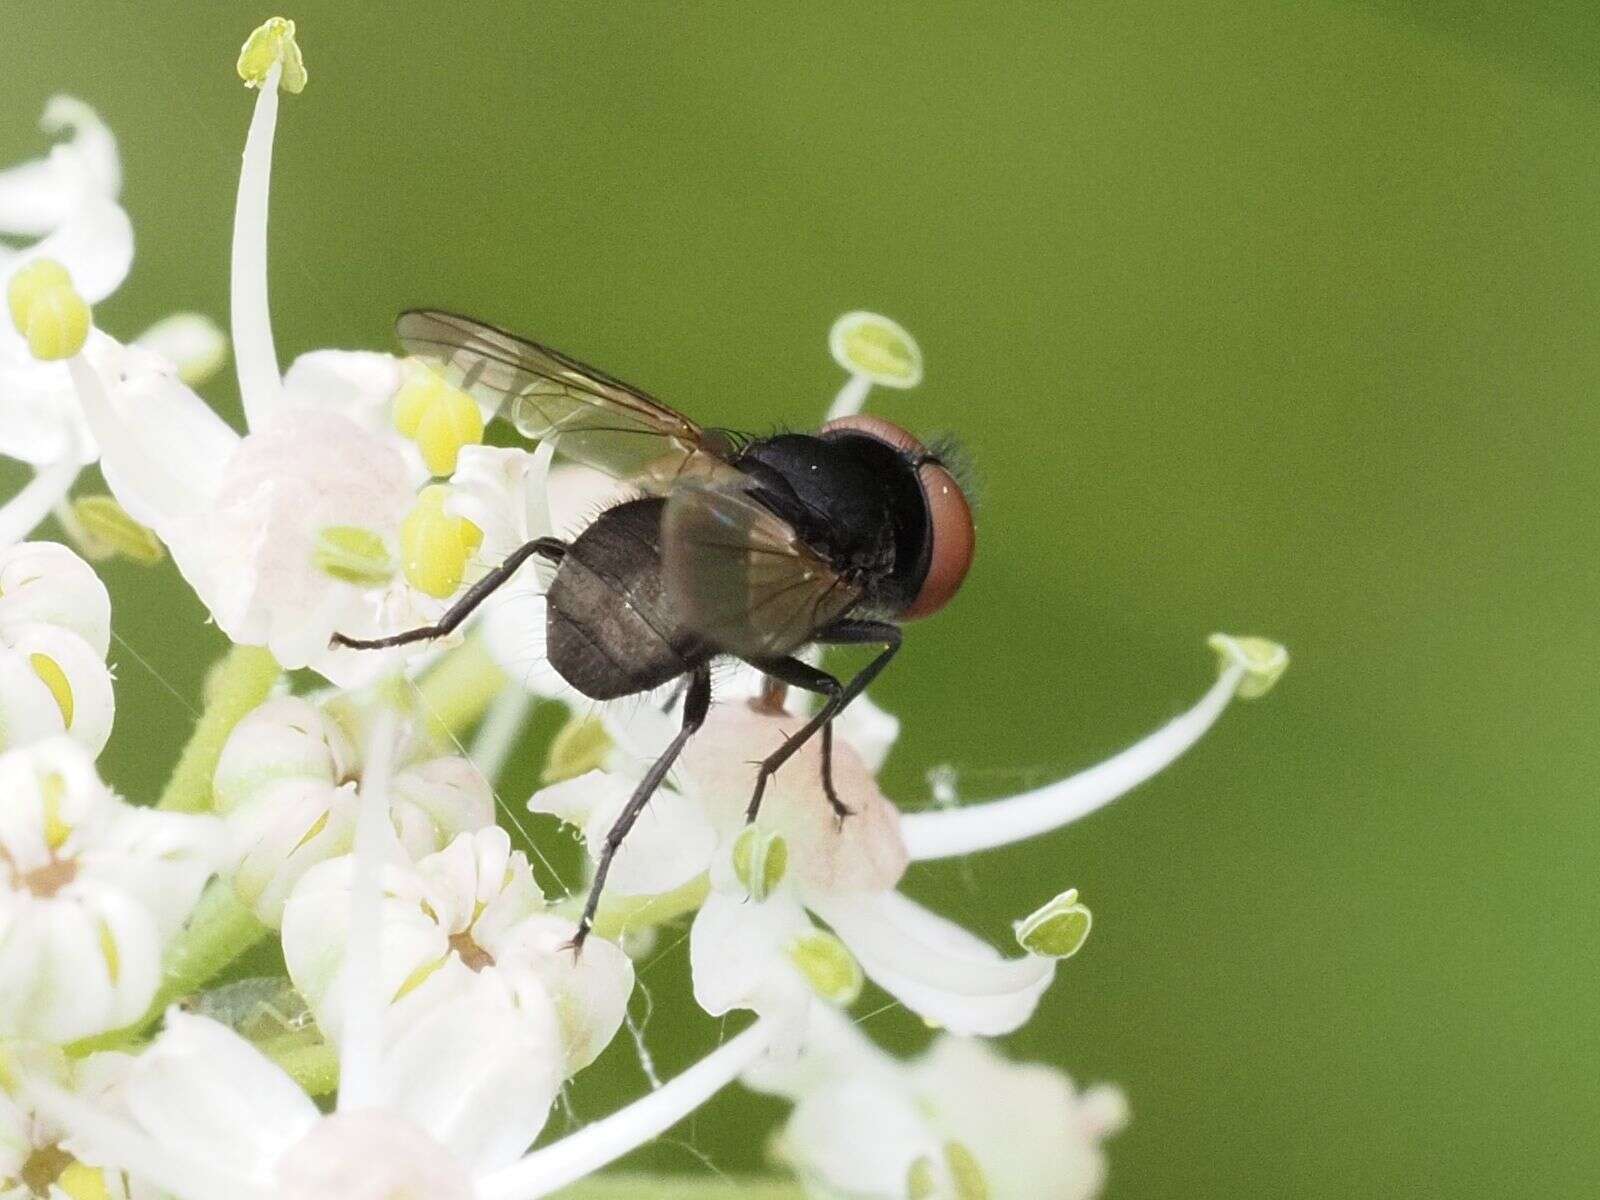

left=4, top=3, right=1597, bottom=1195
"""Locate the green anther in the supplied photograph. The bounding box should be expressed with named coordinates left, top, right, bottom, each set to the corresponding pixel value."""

left=71, top=496, right=164, bottom=565
left=8, top=260, right=90, bottom=361
left=943, top=1142, right=990, bottom=1200
left=906, top=1156, right=939, bottom=1200
left=313, top=524, right=396, bottom=586
left=1014, top=887, right=1092, bottom=959
left=1207, top=633, right=1290, bottom=699
left=543, top=713, right=615, bottom=783
left=237, top=17, right=307, bottom=93
left=830, top=311, right=923, bottom=388
left=787, top=930, right=863, bottom=1006
left=732, top=826, right=788, bottom=902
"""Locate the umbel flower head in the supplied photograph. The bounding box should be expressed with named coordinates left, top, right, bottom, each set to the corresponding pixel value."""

left=3, top=14, right=1294, bottom=1200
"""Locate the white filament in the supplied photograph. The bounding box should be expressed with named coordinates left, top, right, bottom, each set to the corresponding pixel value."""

left=230, top=60, right=283, bottom=430
left=900, top=665, right=1247, bottom=860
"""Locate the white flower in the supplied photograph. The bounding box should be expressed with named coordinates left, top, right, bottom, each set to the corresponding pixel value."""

left=213, top=696, right=493, bottom=926
left=0, top=738, right=220, bottom=1043
left=46, top=23, right=534, bottom=687
left=532, top=701, right=1058, bottom=1043
left=281, top=826, right=633, bottom=1083
left=749, top=1006, right=1126, bottom=1200
left=0, top=541, right=113, bottom=756
left=0, top=1046, right=158, bottom=1200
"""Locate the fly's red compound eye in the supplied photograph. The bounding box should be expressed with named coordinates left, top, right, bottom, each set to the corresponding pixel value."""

left=819, top=414, right=975, bottom=619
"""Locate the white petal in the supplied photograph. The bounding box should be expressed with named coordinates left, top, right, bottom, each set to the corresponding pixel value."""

left=0, top=359, right=94, bottom=465
left=488, top=911, right=634, bottom=1074
left=134, top=314, right=228, bottom=387
left=70, top=351, right=237, bottom=532
left=0, top=97, right=119, bottom=235
left=3, top=197, right=133, bottom=306
left=212, top=697, right=353, bottom=812
left=813, top=889, right=1055, bottom=1036
left=447, top=445, right=537, bottom=565
left=0, top=541, right=111, bottom=656
left=122, top=1011, right=318, bottom=1189
left=910, top=1036, right=1120, bottom=1200
left=689, top=892, right=815, bottom=1039
left=567, top=771, right=716, bottom=898
left=0, top=624, right=115, bottom=755
left=776, top=1074, right=934, bottom=1200
left=383, top=964, right=564, bottom=1172
left=275, top=1110, right=473, bottom=1200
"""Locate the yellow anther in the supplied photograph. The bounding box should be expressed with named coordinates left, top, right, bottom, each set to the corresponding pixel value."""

left=787, top=930, right=863, bottom=1006
left=542, top=713, right=614, bottom=784
left=1207, top=633, right=1290, bottom=699
left=313, top=524, right=396, bottom=587
left=237, top=17, right=307, bottom=94
left=907, top=1156, right=939, bottom=1200
left=1014, top=887, right=1092, bottom=959
left=40, top=774, right=70, bottom=851
left=400, top=485, right=483, bottom=598
left=29, top=654, right=74, bottom=731
left=8, top=259, right=90, bottom=361
left=56, top=1162, right=111, bottom=1200
left=732, top=826, right=788, bottom=902
left=98, top=920, right=120, bottom=984
left=829, top=311, right=923, bottom=388
left=943, top=1141, right=990, bottom=1200
left=70, top=496, right=164, bottom=565
left=395, top=360, right=484, bottom=476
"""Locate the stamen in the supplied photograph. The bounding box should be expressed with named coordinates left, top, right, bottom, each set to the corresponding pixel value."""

left=231, top=18, right=307, bottom=429
left=7, top=259, right=90, bottom=360
left=70, top=495, right=164, bottom=564
left=1014, top=888, right=1091, bottom=959
left=401, top=485, right=484, bottom=598
left=475, top=1019, right=773, bottom=1200
left=826, top=310, right=923, bottom=420
left=899, top=638, right=1288, bottom=861
left=337, top=707, right=398, bottom=1112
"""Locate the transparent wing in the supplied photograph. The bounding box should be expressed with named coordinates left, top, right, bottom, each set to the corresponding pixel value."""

left=396, top=309, right=738, bottom=487
left=662, top=486, right=863, bottom=658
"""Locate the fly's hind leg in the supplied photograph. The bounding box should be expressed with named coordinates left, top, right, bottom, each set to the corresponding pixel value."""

left=330, top=536, right=566, bottom=651
left=570, top=663, right=712, bottom=954
left=741, top=620, right=902, bottom=824
left=747, top=655, right=848, bottom=820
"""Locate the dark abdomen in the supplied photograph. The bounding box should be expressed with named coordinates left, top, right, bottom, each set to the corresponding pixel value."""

left=546, top=498, right=709, bottom=700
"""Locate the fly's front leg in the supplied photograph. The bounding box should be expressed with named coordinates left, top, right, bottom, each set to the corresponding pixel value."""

left=741, top=620, right=901, bottom=824
left=570, top=664, right=712, bottom=955
left=747, top=655, right=848, bottom=820
left=331, top=536, right=566, bottom=651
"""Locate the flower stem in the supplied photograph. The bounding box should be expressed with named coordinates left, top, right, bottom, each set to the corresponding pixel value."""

left=157, top=643, right=281, bottom=812
left=414, top=635, right=508, bottom=741
left=899, top=664, right=1247, bottom=860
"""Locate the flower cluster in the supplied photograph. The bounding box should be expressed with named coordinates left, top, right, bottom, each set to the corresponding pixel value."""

left=0, top=18, right=1289, bottom=1200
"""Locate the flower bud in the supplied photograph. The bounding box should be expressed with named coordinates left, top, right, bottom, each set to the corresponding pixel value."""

left=70, top=495, right=164, bottom=565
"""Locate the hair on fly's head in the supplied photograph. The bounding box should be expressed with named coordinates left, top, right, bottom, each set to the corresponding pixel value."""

left=924, top=432, right=982, bottom=511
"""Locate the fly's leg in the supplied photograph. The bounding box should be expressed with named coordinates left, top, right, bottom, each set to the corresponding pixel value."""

left=570, top=664, right=711, bottom=955
left=741, top=620, right=901, bottom=824
left=747, top=655, right=848, bottom=820
left=330, top=536, right=566, bottom=650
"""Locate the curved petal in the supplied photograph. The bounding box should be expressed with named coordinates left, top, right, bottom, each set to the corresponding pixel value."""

left=384, top=964, right=565, bottom=1173
left=812, top=889, right=1055, bottom=1036
left=0, top=97, right=119, bottom=235
left=689, top=892, right=814, bottom=1042
left=0, top=623, right=114, bottom=755
left=121, top=1011, right=318, bottom=1189
left=7, top=197, right=133, bottom=305
left=0, top=541, right=111, bottom=657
